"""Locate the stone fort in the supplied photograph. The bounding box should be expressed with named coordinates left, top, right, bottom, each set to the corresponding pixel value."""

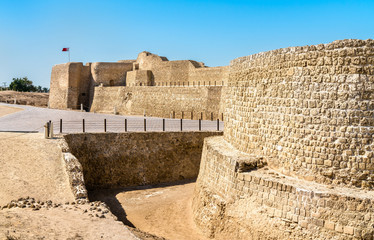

left=49, top=39, right=374, bottom=239
left=49, top=51, right=228, bottom=119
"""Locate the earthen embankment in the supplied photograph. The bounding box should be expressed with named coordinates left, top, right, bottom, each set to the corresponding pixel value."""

left=0, top=133, right=75, bottom=206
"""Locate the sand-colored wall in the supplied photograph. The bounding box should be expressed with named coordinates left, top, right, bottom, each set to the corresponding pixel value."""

left=188, top=66, right=229, bottom=87
left=225, top=39, right=374, bottom=188
left=193, top=39, right=374, bottom=239
left=64, top=132, right=222, bottom=189
left=49, top=53, right=228, bottom=113
left=91, top=62, right=133, bottom=87
left=90, top=86, right=225, bottom=120
left=49, top=63, right=69, bottom=109
left=49, top=63, right=91, bottom=109
left=193, top=136, right=374, bottom=240
left=126, top=70, right=153, bottom=86
left=136, top=51, right=229, bottom=87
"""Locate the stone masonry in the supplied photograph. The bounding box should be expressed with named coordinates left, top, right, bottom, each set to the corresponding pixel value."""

left=63, top=131, right=222, bottom=189
left=49, top=52, right=228, bottom=117
left=193, top=39, right=374, bottom=239
left=90, top=86, right=225, bottom=120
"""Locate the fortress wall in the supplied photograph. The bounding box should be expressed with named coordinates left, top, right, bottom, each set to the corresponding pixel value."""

left=49, top=63, right=69, bottom=109
left=90, top=86, right=224, bottom=120
left=49, top=63, right=91, bottom=109
left=149, top=63, right=229, bottom=87
left=126, top=70, right=153, bottom=86
left=117, top=59, right=136, bottom=63
left=91, top=62, right=133, bottom=86
left=49, top=52, right=229, bottom=112
left=136, top=52, right=190, bottom=84
left=64, top=132, right=222, bottom=189
left=188, top=66, right=229, bottom=86
left=77, top=63, right=92, bottom=109
left=147, top=61, right=191, bottom=85
left=224, top=39, right=374, bottom=188
left=193, top=136, right=374, bottom=240
left=136, top=52, right=229, bottom=87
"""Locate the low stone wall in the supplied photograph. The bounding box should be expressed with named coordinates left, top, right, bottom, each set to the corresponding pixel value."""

left=64, top=132, right=222, bottom=189
left=90, top=86, right=225, bottom=120
left=193, top=136, right=374, bottom=240
left=57, top=138, right=88, bottom=199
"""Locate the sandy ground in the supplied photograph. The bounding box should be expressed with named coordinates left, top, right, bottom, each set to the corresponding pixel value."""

left=0, top=202, right=138, bottom=240
left=0, top=105, right=23, bottom=118
left=0, top=106, right=209, bottom=239
left=0, top=91, right=48, bottom=107
left=0, top=132, right=75, bottom=206
left=0, top=130, right=139, bottom=239
left=90, top=182, right=210, bottom=240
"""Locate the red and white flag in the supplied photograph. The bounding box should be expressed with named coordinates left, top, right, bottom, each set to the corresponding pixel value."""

left=62, top=48, right=69, bottom=52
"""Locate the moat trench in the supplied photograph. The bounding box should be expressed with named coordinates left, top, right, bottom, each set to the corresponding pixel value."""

left=89, top=180, right=210, bottom=240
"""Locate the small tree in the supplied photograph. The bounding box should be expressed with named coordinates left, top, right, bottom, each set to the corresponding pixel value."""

left=9, top=77, right=34, bottom=92
left=8, top=77, right=49, bottom=92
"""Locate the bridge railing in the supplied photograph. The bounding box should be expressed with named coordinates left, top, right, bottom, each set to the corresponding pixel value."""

left=48, top=118, right=224, bottom=134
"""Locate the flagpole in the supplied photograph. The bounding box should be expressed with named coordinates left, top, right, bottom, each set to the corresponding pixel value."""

left=69, top=50, right=70, bottom=62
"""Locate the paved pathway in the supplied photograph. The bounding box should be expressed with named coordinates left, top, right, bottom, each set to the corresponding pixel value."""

left=0, top=103, right=224, bottom=133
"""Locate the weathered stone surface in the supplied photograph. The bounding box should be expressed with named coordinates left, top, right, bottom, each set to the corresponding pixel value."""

left=193, top=39, right=374, bottom=240
left=49, top=62, right=91, bottom=110
left=193, top=136, right=374, bottom=240
left=49, top=51, right=228, bottom=116
left=90, top=86, right=225, bottom=120
left=64, top=131, right=222, bottom=189
left=61, top=153, right=88, bottom=199
left=57, top=137, right=88, bottom=199
left=224, top=39, right=374, bottom=188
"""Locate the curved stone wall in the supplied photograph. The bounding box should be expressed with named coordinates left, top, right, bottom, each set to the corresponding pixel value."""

left=224, top=39, right=374, bottom=188
left=193, top=136, right=374, bottom=240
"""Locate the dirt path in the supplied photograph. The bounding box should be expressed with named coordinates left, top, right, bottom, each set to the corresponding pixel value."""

left=0, top=105, right=23, bottom=117
left=90, top=182, right=209, bottom=240
left=0, top=132, right=75, bottom=206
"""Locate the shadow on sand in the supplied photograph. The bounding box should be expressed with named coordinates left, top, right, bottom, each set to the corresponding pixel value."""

left=87, top=178, right=196, bottom=228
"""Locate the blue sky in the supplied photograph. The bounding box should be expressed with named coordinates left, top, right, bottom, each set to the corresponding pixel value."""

left=0, top=0, right=373, bottom=88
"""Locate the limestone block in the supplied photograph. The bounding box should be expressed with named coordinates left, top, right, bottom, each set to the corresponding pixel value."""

left=344, top=226, right=354, bottom=235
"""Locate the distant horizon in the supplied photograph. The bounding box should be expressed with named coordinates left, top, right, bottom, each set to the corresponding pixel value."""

left=1, top=0, right=373, bottom=88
